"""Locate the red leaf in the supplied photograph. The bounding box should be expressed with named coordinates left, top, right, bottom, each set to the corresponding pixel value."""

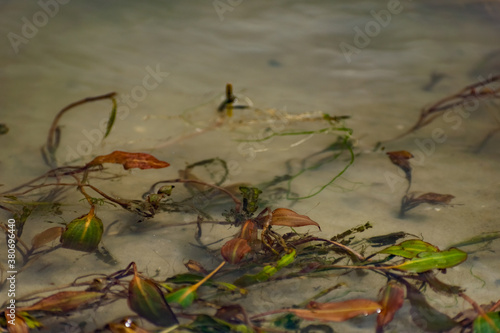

left=86, top=151, right=170, bottom=170
left=221, top=238, right=252, bottom=264
left=377, top=282, right=405, bottom=331
left=288, top=299, right=381, bottom=322
left=271, top=208, right=321, bottom=230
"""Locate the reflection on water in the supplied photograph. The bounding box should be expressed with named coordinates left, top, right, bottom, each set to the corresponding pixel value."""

left=1, top=1, right=499, bottom=332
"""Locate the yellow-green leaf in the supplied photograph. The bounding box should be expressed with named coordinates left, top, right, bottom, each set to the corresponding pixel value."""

left=60, top=207, right=103, bottom=252
left=165, top=287, right=197, bottom=309
left=379, top=239, right=439, bottom=259
left=391, top=248, right=467, bottom=273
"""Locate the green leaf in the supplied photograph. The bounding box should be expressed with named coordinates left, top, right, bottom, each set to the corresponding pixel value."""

left=474, top=312, right=500, bottom=333
left=379, top=239, right=439, bottom=259
left=128, top=263, right=178, bottom=327
left=104, top=97, right=117, bottom=138
left=165, top=287, right=197, bottom=308
left=60, top=207, right=103, bottom=252
left=391, top=247, right=467, bottom=273
left=234, top=250, right=296, bottom=287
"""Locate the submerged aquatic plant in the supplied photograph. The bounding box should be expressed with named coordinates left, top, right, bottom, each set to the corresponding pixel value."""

left=0, top=87, right=499, bottom=333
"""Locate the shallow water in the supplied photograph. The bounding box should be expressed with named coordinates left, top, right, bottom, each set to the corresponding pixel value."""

left=1, top=1, right=499, bottom=332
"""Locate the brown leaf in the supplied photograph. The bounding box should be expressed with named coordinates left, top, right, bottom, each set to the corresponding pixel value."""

left=86, top=151, right=170, bottom=170
left=221, top=238, right=252, bottom=264
left=31, top=227, right=64, bottom=250
left=377, top=282, right=405, bottom=332
left=288, top=299, right=381, bottom=322
left=184, top=260, right=208, bottom=275
left=270, top=208, right=321, bottom=230
left=386, top=150, right=413, bottom=184
left=19, top=291, right=103, bottom=312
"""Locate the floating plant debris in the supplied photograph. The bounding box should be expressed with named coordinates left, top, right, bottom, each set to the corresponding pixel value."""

left=1, top=89, right=498, bottom=333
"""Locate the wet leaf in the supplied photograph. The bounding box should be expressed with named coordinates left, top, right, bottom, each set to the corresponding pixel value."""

left=473, top=312, right=500, bottom=332
left=221, top=238, right=252, bottom=264
left=165, top=287, right=197, bottom=309
left=60, top=207, right=103, bottom=252
left=379, top=239, right=439, bottom=259
left=386, top=150, right=413, bottom=184
left=128, top=263, right=178, bottom=327
left=234, top=250, right=296, bottom=287
left=390, top=247, right=467, bottom=273
left=166, top=261, right=226, bottom=308
left=407, top=285, right=457, bottom=331
left=271, top=208, right=321, bottom=230
left=19, top=291, right=103, bottom=312
left=376, top=282, right=405, bottom=332
left=287, top=299, right=381, bottom=322
left=86, top=151, right=170, bottom=170
left=31, top=226, right=64, bottom=250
